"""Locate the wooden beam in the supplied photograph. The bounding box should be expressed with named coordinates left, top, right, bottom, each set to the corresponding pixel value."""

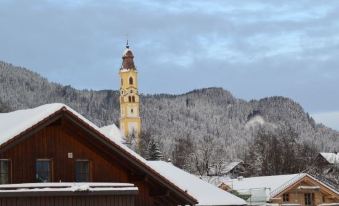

left=150, top=189, right=169, bottom=198
left=128, top=173, right=146, bottom=182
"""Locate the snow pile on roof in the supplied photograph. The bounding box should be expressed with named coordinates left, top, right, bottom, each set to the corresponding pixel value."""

left=320, top=153, right=339, bottom=164
left=0, top=182, right=138, bottom=193
left=99, top=124, right=125, bottom=144
left=147, top=161, right=246, bottom=206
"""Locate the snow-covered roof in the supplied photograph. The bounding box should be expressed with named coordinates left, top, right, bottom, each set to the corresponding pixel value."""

left=201, top=175, right=229, bottom=187
left=209, top=161, right=243, bottom=175
left=0, top=182, right=137, bottom=194
left=222, top=173, right=339, bottom=200
left=0, top=104, right=128, bottom=152
left=147, top=161, right=247, bottom=206
left=320, top=153, right=339, bottom=164
left=0, top=103, right=66, bottom=146
left=99, top=124, right=125, bottom=144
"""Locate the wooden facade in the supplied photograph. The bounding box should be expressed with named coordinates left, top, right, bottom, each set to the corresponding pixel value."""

left=0, top=108, right=197, bottom=206
left=271, top=175, right=339, bottom=206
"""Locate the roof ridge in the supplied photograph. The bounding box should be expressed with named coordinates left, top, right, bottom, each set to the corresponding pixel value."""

left=270, top=173, right=305, bottom=197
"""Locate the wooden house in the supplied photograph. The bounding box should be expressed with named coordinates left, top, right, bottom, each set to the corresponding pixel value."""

left=315, top=153, right=339, bottom=168
left=0, top=103, right=246, bottom=206
left=220, top=173, right=339, bottom=206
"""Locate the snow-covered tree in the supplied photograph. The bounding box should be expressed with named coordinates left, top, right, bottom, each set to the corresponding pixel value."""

left=146, top=140, right=163, bottom=161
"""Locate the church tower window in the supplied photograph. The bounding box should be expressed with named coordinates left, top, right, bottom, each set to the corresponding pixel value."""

left=132, top=96, right=135, bottom=102
left=129, top=77, right=133, bottom=85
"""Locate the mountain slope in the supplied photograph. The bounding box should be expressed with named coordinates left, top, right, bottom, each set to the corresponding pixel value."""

left=0, top=61, right=338, bottom=159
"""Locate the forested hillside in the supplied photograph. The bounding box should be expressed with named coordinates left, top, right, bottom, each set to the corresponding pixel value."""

left=1, top=61, right=338, bottom=180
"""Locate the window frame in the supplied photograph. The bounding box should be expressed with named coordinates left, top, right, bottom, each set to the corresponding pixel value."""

left=35, top=159, right=52, bottom=183
left=282, top=193, right=289, bottom=202
left=304, top=193, right=314, bottom=206
left=0, top=159, right=11, bottom=184
left=75, top=159, right=91, bottom=182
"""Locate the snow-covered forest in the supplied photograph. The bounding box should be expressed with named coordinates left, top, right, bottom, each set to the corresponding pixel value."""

left=0, top=61, right=338, bottom=187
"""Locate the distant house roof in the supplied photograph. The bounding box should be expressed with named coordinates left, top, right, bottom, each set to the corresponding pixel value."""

left=0, top=103, right=245, bottom=205
left=222, top=173, right=339, bottom=201
left=209, top=161, right=243, bottom=176
left=147, top=161, right=246, bottom=206
left=320, top=153, right=339, bottom=164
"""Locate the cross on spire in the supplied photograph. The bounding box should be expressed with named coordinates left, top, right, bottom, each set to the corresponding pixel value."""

left=126, top=37, right=130, bottom=49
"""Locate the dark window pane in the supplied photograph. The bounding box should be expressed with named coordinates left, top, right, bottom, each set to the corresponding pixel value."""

left=36, top=160, right=51, bottom=182
left=0, top=160, right=9, bottom=184
left=76, top=160, right=89, bottom=182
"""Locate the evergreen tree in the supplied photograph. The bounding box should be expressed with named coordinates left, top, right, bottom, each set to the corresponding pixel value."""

left=147, top=140, right=163, bottom=161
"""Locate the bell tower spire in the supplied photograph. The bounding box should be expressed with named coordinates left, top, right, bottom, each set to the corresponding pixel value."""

left=119, top=43, right=141, bottom=143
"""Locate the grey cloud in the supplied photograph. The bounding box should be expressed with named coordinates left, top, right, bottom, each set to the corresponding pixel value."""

left=0, top=0, right=338, bottom=113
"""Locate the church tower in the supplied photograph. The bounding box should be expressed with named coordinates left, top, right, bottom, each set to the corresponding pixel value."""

left=119, top=42, right=141, bottom=142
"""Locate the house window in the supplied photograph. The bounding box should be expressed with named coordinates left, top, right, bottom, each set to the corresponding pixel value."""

left=129, top=77, right=133, bottom=85
left=305, top=193, right=314, bottom=206
left=76, top=160, right=90, bottom=182
left=0, top=160, right=10, bottom=184
left=283, top=193, right=289, bottom=202
left=36, top=159, right=51, bottom=182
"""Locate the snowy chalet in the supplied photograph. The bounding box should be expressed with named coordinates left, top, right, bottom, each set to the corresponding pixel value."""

left=220, top=174, right=339, bottom=206
left=0, top=104, right=246, bottom=206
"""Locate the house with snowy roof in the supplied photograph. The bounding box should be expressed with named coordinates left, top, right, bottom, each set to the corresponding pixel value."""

left=0, top=103, right=247, bottom=206
left=208, top=161, right=250, bottom=178
left=219, top=173, right=339, bottom=206
left=316, top=153, right=339, bottom=167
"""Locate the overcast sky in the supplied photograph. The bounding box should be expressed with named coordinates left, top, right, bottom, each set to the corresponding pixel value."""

left=0, top=0, right=338, bottom=130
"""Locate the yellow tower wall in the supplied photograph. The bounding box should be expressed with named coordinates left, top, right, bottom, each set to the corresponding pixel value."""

left=119, top=69, right=141, bottom=141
